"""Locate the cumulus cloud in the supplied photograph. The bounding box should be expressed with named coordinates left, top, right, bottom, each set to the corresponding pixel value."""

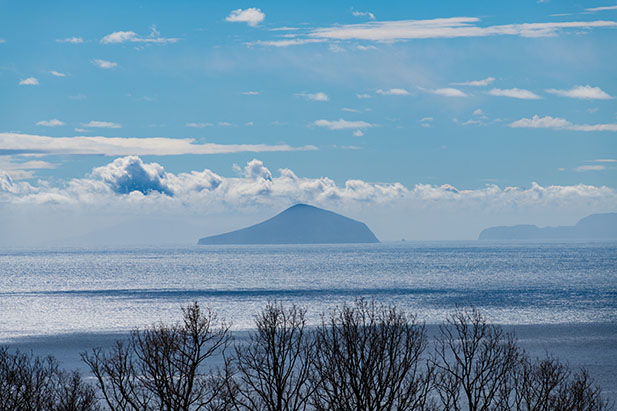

left=353, top=130, right=364, bottom=136
left=376, top=88, right=410, bottom=95
left=307, top=17, right=617, bottom=41
left=545, top=85, right=612, bottom=100
left=56, top=37, right=83, bottom=44
left=100, top=26, right=178, bottom=44
left=431, top=88, right=467, bottom=97
left=19, top=77, right=39, bottom=86
left=226, top=8, right=265, bottom=27
left=49, top=71, right=66, bottom=77
left=452, top=77, right=495, bottom=87
left=0, top=133, right=317, bottom=156
left=91, top=156, right=172, bottom=195
left=314, top=119, right=375, bottom=130
left=509, top=115, right=617, bottom=131
left=81, top=121, right=122, bottom=129
left=36, top=119, right=65, bottom=127
left=2, top=158, right=616, bottom=225
left=489, top=88, right=541, bottom=99
left=297, top=92, right=329, bottom=101
left=92, top=59, right=117, bottom=69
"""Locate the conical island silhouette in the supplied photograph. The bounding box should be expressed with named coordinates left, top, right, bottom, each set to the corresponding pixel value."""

left=198, top=204, right=379, bottom=245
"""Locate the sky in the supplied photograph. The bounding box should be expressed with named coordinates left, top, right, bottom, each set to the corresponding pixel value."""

left=1, top=0, right=616, bottom=245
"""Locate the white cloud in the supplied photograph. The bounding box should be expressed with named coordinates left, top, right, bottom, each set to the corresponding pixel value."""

left=0, top=157, right=56, bottom=180
left=546, top=85, right=612, bottom=100
left=100, top=27, right=178, bottom=45
left=353, top=130, right=364, bottom=137
left=298, top=92, right=329, bottom=101
left=218, top=122, right=232, bottom=127
left=342, top=108, right=361, bottom=112
left=352, top=10, right=376, bottom=20
left=574, top=165, right=606, bottom=172
left=489, top=88, right=541, bottom=99
left=473, top=109, right=484, bottom=116
left=226, top=8, right=265, bottom=27
left=356, top=45, right=377, bottom=50
left=509, top=115, right=617, bottom=131
left=0, top=133, right=317, bottom=156
left=241, top=91, right=260, bottom=95
left=356, top=93, right=372, bottom=99
left=56, top=37, right=83, bottom=44
left=452, top=77, right=495, bottom=87
left=420, top=117, right=434, bottom=122
left=314, top=119, right=375, bottom=130
left=307, top=17, right=617, bottom=41
left=186, top=122, right=213, bottom=128
left=81, top=121, right=122, bottom=129
left=36, top=119, right=65, bottom=127
left=0, top=39, right=5, bottom=44
left=19, top=77, right=39, bottom=86
left=585, top=5, right=617, bottom=12
left=376, top=88, right=410, bottom=96
left=49, top=71, right=66, bottom=77
left=250, top=39, right=326, bottom=47
left=92, top=59, right=117, bottom=69
left=431, top=88, right=467, bottom=97
left=594, top=159, right=617, bottom=162
left=2, top=158, right=616, bottom=234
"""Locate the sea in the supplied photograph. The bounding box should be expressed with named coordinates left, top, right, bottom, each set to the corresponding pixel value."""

left=1, top=242, right=616, bottom=399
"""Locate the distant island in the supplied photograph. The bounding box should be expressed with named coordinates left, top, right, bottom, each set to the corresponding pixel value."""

left=478, top=212, right=617, bottom=240
left=198, top=204, right=379, bottom=245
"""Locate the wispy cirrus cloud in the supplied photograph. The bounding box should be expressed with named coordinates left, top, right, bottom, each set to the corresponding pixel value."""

left=297, top=92, right=329, bottom=101
left=0, top=133, right=317, bottom=157
left=452, top=77, right=495, bottom=87
left=81, top=121, right=122, bottom=129
left=509, top=115, right=617, bottom=131
left=92, top=59, right=117, bottom=69
left=313, top=119, right=375, bottom=130
left=185, top=122, right=213, bottom=128
left=585, top=5, right=617, bottom=12
left=431, top=88, right=467, bottom=97
left=376, top=88, right=410, bottom=96
left=306, top=17, right=617, bottom=42
left=49, top=71, right=67, bottom=77
left=352, top=10, right=376, bottom=20
left=101, top=26, right=179, bottom=44
left=226, top=8, right=265, bottom=27
left=574, top=165, right=606, bottom=172
left=36, top=119, right=65, bottom=127
left=489, top=88, right=541, bottom=99
left=546, top=85, right=612, bottom=100
left=56, top=37, right=83, bottom=44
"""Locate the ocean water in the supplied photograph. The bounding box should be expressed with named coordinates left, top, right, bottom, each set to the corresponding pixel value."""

left=1, top=242, right=616, bottom=397
left=1, top=241, right=616, bottom=338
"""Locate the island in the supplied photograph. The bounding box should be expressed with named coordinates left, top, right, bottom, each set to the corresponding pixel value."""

left=478, top=212, right=617, bottom=240
left=198, top=204, right=379, bottom=245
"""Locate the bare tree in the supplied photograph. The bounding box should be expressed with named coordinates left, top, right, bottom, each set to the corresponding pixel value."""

left=82, top=302, right=230, bottom=411
left=432, top=307, right=520, bottom=411
left=229, top=302, right=313, bottom=411
left=513, top=353, right=612, bottom=411
left=0, top=347, right=98, bottom=411
left=310, top=299, right=434, bottom=411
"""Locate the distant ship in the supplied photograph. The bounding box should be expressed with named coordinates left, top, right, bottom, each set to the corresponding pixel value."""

left=198, top=204, right=379, bottom=245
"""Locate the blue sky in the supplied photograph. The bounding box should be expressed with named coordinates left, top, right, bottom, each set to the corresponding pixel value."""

left=1, top=0, right=616, bottom=243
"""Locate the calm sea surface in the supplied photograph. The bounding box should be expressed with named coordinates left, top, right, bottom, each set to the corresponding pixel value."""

left=1, top=242, right=616, bottom=398
left=1, top=241, right=616, bottom=339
